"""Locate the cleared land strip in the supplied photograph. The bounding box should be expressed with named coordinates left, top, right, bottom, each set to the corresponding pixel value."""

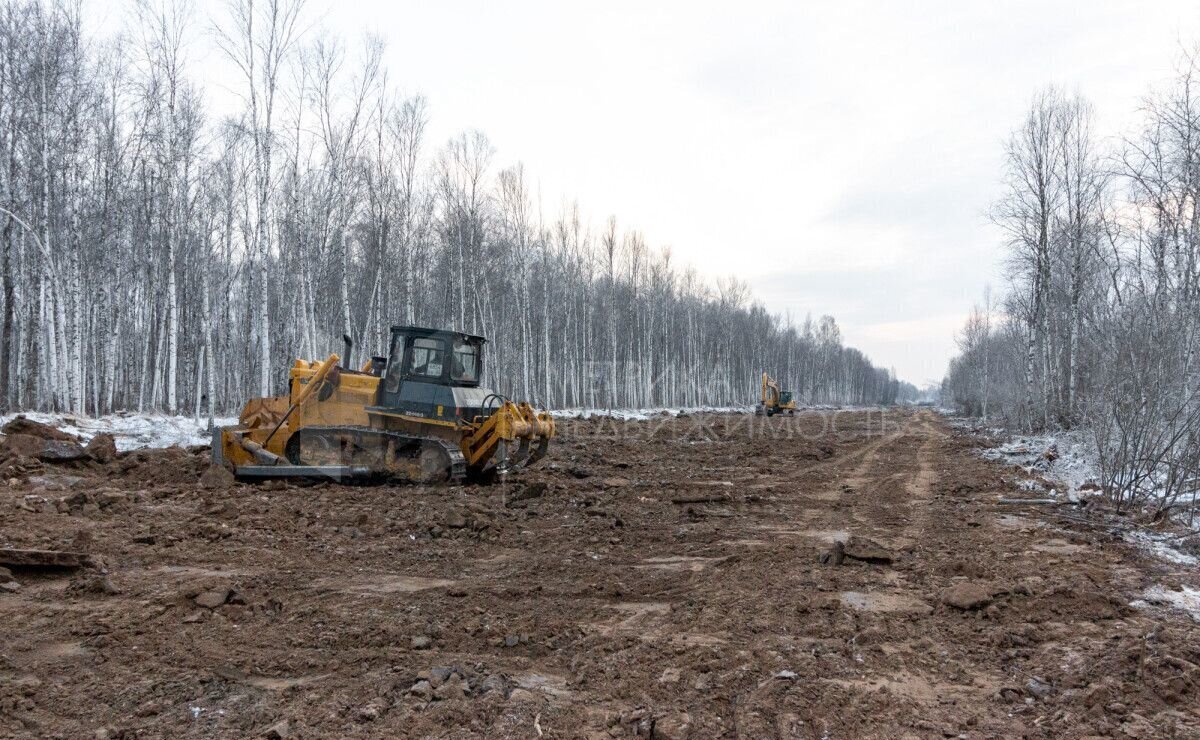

left=0, top=409, right=1197, bottom=737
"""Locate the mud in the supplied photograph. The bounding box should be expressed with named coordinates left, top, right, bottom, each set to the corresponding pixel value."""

left=1, top=409, right=1198, bottom=738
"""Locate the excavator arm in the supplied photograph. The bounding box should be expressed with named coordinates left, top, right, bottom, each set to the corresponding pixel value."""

left=762, top=371, right=781, bottom=407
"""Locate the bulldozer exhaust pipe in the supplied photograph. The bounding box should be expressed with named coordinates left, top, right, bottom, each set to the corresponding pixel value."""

left=342, top=334, right=353, bottom=370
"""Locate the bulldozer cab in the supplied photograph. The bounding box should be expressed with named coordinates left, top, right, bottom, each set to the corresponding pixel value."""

left=376, top=326, right=493, bottom=422
left=382, top=327, right=484, bottom=390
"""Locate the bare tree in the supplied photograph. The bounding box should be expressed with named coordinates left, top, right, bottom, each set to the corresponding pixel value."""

left=213, top=0, right=306, bottom=397
left=0, top=0, right=900, bottom=428
left=994, top=88, right=1063, bottom=430
left=951, top=62, right=1200, bottom=523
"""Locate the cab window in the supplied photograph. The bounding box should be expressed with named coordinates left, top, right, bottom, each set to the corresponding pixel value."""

left=384, top=332, right=408, bottom=393
left=451, top=340, right=479, bottom=382
left=407, top=337, right=445, bottom=379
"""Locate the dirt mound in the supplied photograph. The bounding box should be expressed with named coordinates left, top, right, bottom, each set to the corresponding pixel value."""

left=110, top=445, right=209, bottom=484
left=2, top=415, right=79, bottom=441
left=1, top=432, right=51, bottom=458
left=199, top=463, right=235, bottom=489
left=1, top=433, right=88, bottom=463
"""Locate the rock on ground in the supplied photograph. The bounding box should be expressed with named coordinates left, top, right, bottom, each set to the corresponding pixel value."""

left=194, top=588, right=231, bottom=609
left=843, top=535, right=895, bottom=564
left=86, top=433, right=118, bottom=463
left=38, top=439, right=89, bottom=462
left=199, top=464, right=235, bottom=489
left=654, top=712, right=692, bottom=740
left=942, top=582, right=993, bottom=610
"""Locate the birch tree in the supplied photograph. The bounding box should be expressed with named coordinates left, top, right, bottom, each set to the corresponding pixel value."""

left=213, top=0, right=305, bottom=397
left=0, top=0, right=900, bottom=423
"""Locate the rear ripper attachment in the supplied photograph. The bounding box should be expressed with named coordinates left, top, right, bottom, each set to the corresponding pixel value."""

left=214, top=326, right=555, bottom=483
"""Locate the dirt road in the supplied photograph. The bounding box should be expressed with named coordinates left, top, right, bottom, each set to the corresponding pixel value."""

left=1, top=409, right=1198, bottom=738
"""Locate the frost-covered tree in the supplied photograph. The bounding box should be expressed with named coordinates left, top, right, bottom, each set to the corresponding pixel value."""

left=948, top=61, right=1200, bottom=521
left=0, top=0, right=898, bottom=419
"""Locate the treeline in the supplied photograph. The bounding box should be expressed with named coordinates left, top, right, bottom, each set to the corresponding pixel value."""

left=0, top=0, right=900, bottom=418
left=944, top=62, right=1200, bottom=520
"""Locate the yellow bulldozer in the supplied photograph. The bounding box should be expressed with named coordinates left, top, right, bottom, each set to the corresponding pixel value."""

left=214, top=326, right=555, bottom=483
left=756, top=371, right=797, bottom=417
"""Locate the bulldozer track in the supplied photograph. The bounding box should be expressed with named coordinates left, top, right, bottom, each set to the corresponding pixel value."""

left=288, top=426, right=466, bottom=483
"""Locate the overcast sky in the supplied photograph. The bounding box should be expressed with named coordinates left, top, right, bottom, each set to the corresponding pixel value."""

left=97, top=0, right=1200, bottom=385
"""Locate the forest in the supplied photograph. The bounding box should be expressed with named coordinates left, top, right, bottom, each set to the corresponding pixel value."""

left=944, top=58, right=1200, bottom=521
left=0, top=0, right=904, bottom=419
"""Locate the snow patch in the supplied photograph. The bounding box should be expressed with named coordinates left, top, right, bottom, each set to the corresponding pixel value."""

left=1122, top=531, right=1199, bottom=567
left=548, top=404, right=866, bottom=421
left=0, top=411, right=236, bottom=452
left=970, top=423, right=1200, bottom=565
left=1133, top=585, right=1200, bottom=623
left=551, top=406, right=751, bottom=421
left=979, top=430, right=1099, bottom=501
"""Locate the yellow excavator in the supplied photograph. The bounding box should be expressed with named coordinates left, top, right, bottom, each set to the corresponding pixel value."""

left=756, top=371, right=797, bottom=417
left=214, top=326, right=555, bottom=483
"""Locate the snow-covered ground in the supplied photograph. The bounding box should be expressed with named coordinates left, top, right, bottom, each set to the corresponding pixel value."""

left=978, top=428, right=1200, bottom=564
left=978, top=429, right=1100, bottom=501
left=1122, top=530, right=1199, bottom=567
left=0, top=411, right=236, bottom=452
left=958, top=415, right=1200, bottom=622
left=1133, top=585, right=1200, bottom=623
left=550, top=406, right=752, bottom=421
left=547, top=403, right=868, bottom=421
left=1, top=404, right=818, bottom=449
